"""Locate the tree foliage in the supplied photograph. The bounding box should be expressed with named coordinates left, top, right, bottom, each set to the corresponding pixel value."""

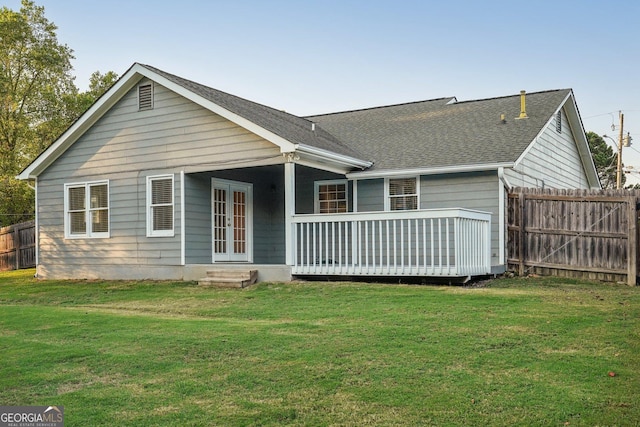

left=586, top=131, right=622, bottom=189
left=0, top=0, right=117, bottom=226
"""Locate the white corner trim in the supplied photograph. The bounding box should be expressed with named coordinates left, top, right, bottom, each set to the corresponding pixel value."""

left=180, top=170, right=185, bottom=266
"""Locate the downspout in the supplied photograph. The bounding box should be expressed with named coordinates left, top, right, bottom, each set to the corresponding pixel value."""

left=498, top=166, right=511, bottom=191
left=34, top=177, right=39, bottom=275
left=497, top=167, right=510, bottom=268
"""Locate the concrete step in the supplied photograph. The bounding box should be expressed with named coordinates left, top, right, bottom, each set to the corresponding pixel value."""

left=198, top=269, right=258, bottom=288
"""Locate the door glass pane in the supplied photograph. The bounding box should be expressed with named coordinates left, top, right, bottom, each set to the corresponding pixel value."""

left=233, top=190, right=246, bottom=254
left=213, top=188, right=227, bottom=254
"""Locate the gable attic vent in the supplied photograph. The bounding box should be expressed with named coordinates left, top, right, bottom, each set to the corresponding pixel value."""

left=138, top=83, right=153, bottom=111
left=556, top=110, right=562, bottom=133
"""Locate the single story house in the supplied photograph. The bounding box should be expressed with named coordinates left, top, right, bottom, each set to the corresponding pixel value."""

left=18, top=63, right=600, bottom=283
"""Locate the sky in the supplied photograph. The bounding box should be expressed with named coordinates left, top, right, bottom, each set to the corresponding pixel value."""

left=6, top=0, right=640, bottom=182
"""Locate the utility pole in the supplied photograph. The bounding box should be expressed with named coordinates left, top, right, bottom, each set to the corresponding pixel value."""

left=617, top=111, right=625, bottom=190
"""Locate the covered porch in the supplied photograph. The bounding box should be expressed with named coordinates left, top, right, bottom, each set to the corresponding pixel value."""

left=182, top=161, right=492, bottom=282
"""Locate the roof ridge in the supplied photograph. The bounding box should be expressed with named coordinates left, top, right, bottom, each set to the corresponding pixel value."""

left=305, top=97, right=456, bottom=118
left=452, top=88, right=572, bottom=105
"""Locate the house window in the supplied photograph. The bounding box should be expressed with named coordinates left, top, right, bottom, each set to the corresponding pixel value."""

left=64, top=181, right=109, bottom=238
left=315, top=180, right=348, bottom=213
left=556, top=110, right=562, bottom=133
left=387, top=177, right=418, bottom=210
left=147, top=175, right=174, bottom=237
left=138, top=83, right=153, bottom=110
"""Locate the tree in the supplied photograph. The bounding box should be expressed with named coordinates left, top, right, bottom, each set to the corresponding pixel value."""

left=586, top=131, right=623, bottom=189
left=0, top=1, right=117, bottom=226
left=0, top=0, right=74, bottom=225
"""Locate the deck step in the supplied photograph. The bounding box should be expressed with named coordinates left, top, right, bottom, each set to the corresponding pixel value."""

left=198, top=269, right=258, bottom=288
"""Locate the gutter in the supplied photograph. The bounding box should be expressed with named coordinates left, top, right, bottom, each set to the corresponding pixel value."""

left=295, top=144, right=373, bottom=170
left=347, top=162, right=514, bottom=180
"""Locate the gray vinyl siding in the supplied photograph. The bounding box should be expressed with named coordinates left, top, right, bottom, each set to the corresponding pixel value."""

left=37, top=171, right=183, bottom=271
left=36, top=79, right=283, bottom=277
left=184, top=174, right=211, bottom=264
left=356, top=179, right=384, bottom=212
left=506, top=109, right=591, bottom=189
left=419, top=172, right=501, bottom=267
left=352, top=172, right=500, bottom=267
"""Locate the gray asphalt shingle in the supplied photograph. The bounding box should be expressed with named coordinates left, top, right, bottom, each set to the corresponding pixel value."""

left=307, top=89, right=572, bottom=171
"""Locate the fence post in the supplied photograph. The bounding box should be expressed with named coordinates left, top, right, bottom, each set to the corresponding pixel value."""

left=628, top=195, right=637, bottom=286
left=518, top=191, right=526, bottom=276
left=14, top=225, right=20, bottom=270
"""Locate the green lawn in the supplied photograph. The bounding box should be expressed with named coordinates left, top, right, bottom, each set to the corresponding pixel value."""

left=0, top=269, right=638, bottom=426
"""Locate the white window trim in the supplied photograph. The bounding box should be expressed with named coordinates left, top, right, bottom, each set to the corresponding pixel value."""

left=314, top=179, right=349, bottom=214
left=64, top=180, right=110, bottom=239
left=384, top=176, right=420, bottom=211
left=147, top=174, right=175, bottom=237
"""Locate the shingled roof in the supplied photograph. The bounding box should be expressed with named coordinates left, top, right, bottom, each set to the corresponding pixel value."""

left=306, top=89, right=573, bottom=172
left=19, top=62, right=587, bottom=182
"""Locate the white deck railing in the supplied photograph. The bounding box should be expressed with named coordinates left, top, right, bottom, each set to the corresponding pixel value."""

left=291, top=208, right=491, bottom=277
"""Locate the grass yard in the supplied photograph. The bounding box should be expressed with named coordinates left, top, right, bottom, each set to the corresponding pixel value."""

left=0, top=269, right=638, bottom=426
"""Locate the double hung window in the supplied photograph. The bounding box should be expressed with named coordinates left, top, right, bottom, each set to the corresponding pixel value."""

left=64, top=181, right=109, bottom=238
left=147, top=175, right=174, bottom=237
left=387, top=177, right=418, bottom=210
left=315, top=180, right=348, bottom=213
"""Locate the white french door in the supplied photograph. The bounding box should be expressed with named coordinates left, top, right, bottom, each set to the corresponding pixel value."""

left=211, top=179, right=253, bottom=262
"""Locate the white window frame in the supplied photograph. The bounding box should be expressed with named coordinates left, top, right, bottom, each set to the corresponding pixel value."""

left=64, top=180, right=110, bottom=239
left=147, top=174, right=175, bottom=237
left=314, top=179, right=349, bottom=214
left=384, top=176, right=419, bottom=211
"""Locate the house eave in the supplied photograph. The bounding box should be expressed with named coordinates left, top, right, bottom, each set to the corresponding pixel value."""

left=295, top=144, right=373, bottom=171
left=346, top=162, right=515, bottom=179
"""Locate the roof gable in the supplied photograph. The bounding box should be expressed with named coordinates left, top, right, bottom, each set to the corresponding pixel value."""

left=18, top=63, right=371, bottom=179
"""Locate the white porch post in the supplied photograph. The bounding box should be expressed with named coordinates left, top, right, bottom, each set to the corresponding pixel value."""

left=284, top=161, right=296, bottom=265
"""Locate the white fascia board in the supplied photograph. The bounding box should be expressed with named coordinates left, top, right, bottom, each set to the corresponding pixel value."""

left=564, top=93, right=601, bottom=188
left=296, top=144, right=372, bottom=170
left=17, top=65, right=145, bottom=179
left=136, top=66, right=298, bottom=153
left=346, top=162, right=514, bottom=180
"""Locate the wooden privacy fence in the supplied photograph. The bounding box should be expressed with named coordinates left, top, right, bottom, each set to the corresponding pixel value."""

left=0, top=220, right=36, bottom=272
left=507, top=188, right=639, bottom=285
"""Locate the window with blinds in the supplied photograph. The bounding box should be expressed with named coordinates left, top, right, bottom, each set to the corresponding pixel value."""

left=388, top=177, right=418, bottom=210
left=65, top=181, right=109, bottom=238
left=316, top=181, right=348, bottom=213
left=138, top=83, right=153, bottom=110
left=147, top=175, right=174, bottom=237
